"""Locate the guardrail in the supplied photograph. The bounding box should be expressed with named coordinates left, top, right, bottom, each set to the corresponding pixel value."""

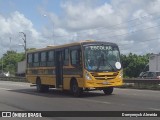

left=123, top=78, right=160, bottom=84
left=0, top=76, right=27, bottom=82
left=122, top=78, right=160, bottom=90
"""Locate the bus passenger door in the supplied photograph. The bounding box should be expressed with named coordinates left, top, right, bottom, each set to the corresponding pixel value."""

left=55, top=51, right=63, bottom=88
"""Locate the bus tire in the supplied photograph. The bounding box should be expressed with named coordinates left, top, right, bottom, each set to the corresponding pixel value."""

left=43, top=85, right=49, bottom=92
left=103, top=87, right=113, bottom=95
left=70, top=80, right=82, bottom=97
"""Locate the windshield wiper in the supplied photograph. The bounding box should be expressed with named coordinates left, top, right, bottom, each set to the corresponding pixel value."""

left=96, top=58, right=115, bottom=71
left=106, top=61, right=116, bottom=72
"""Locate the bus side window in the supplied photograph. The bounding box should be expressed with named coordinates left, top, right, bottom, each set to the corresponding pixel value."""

left=64, top=49, right=69, bottom=66
left=33, top=53, right=39, bottom=67
left=47, top=50, right=55, bottom=66
left=28, top=53, right=33, bottom=67
left=71, top=49, right=81, bottom=66
left=40, top=52, right=47, bottom=67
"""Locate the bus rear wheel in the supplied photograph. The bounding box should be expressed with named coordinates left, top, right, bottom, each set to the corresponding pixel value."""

left=103, top=87, right=113, bottom=95
left=70, top=80, right=83, bottom=97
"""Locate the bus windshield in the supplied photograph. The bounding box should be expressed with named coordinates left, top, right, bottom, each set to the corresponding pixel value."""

left=84, top=45, right=121, bottom=72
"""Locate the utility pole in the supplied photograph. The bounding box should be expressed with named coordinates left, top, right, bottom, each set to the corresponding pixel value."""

left=1, top=56, right=3, bottom=73
left=19, top=32, right=27, bottom=57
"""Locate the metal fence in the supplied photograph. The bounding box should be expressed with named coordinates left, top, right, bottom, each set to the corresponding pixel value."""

left=123, top=78, right=160, bottom=84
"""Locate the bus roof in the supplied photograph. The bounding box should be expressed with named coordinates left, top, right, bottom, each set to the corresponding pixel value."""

left=27, top=40, right=118, bottom=53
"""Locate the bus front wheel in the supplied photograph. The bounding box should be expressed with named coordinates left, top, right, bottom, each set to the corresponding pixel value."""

left=70, top=80, right=83, bottom=97
left=103, top=87, right=113, bottom=95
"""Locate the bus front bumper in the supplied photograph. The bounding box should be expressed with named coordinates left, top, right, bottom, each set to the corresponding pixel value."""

left=84, top=79, right=123, bottom=88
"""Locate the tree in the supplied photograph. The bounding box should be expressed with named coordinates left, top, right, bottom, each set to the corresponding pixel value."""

left=121, top=53, right=149, bottom=78
left=0, top=50, right=24, bottom=75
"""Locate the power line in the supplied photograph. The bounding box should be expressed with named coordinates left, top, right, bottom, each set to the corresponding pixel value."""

left=81, top=11, right=160, bottom=31
left=119, top=37, right=160, bottom=47
left=95, top=24, right=160, bottom=41
left=53, top=18, right=160, bottom=40
left=86, top=17, right=160, bottom=38
left=51, top=11, right=160, bottom=38
left=118, top=37, right=160, bottom=53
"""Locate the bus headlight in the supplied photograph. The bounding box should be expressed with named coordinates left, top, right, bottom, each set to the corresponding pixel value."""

left=85, top=72, right=92, bottom=80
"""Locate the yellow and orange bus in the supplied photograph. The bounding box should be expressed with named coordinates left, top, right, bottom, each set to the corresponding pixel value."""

left=26, top=40, right=123, bottom=96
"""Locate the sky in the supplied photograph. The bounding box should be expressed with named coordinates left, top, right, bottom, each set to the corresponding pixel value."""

left=1, top=0, right=160, bottom=57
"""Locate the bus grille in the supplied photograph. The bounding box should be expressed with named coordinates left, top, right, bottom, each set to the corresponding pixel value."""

left=90, top=72, right=118, bottom=80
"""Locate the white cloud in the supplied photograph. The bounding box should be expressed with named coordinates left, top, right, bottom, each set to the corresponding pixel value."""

left=60, top=1, right=121, bottom=30
left=0, top=11, right=42, bottom=57
left=49, top=0, right=160, bottom=54
left=1, top=0, right=160, bottom=57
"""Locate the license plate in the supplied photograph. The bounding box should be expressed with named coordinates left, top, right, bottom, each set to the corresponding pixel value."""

left=102, top=82, right=108, bottom=84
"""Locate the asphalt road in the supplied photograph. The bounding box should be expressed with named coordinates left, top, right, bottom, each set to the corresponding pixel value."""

left=0, top=81, right=160, bottom=120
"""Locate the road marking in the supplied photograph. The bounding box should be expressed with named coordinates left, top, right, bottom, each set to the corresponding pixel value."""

left=0, top=87, right=12, bottom=91
left=149, top=108, right=160, bottom=111
left=79, top=99, right=111, bottom=105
